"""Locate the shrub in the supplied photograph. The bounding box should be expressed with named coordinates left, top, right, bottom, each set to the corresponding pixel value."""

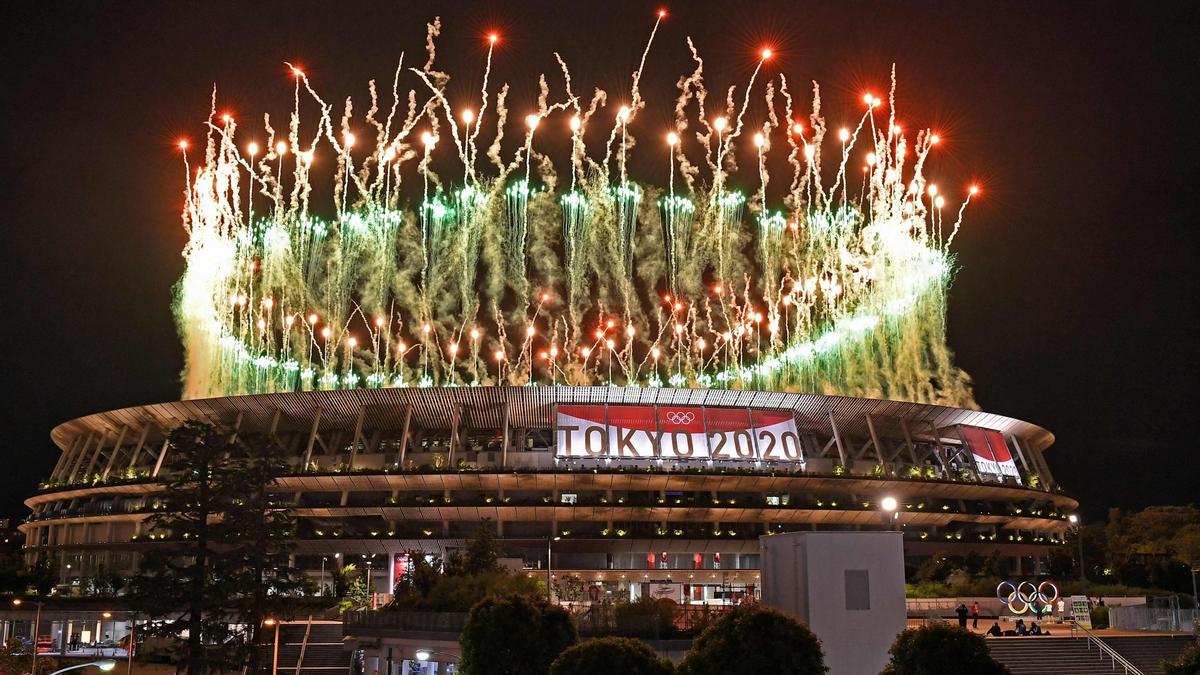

left=882, top=624, right=1010, bottom=675
left=615, top=597, right=679, bottom=637
left=1162, top=642, right=1200, bottom=675
left=1089, top=605, right=1110, bottom=629
left=550, top=637, right=674, bottom=675
left=676, top=604, right=826, bottom=675
left=459, top=593, right=577, bottom=675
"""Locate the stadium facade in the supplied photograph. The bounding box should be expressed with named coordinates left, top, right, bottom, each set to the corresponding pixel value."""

left=22, top=386, right=1075, bottom=604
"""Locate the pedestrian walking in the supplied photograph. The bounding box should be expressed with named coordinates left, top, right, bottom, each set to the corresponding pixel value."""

left=971, top=601, right=980, bottom=629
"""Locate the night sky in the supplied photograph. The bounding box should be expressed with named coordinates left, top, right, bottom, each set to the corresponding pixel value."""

left=1, top=1, right=1196, bottom=521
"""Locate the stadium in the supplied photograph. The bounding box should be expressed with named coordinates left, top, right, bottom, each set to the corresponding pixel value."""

left=14, top=19, right=1081, bottom=649
left=22, top=386, right=1075, bottom=604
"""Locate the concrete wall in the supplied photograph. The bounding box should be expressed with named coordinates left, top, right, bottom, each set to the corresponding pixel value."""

left=761, top=531, right=906, bottom=675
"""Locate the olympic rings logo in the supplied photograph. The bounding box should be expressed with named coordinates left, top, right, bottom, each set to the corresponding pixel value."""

left=665, top=411, right=696, bottom=425
left=996, top=580, right=1058, bottom=615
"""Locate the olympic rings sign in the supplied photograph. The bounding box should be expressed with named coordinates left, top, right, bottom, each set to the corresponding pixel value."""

left=996, top=580, right=1058, bottom=615
left=665, top=411, right=696, bottom=425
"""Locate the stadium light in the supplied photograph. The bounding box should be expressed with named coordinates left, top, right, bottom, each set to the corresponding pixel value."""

left=415, top=648, right=457, bottom=663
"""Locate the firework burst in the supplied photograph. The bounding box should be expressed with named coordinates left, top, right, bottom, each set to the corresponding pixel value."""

left=175, top=16, right=977, bottom=407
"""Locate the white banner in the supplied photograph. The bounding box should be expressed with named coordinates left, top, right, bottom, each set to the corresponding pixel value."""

left=648, top=582, right=682, bottom=601
left=555, top=405, right=804, bottom=463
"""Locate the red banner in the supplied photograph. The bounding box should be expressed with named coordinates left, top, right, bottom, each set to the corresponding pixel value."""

left=961, top=426, right=1021, bottom=482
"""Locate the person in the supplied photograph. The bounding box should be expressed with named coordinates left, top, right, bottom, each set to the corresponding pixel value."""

left=955, top=603, right=969, bottom=628
left=970, top=601, right=980, bottom=629
left=1029, top=622, right=1042, bottom=636
left=1015, top=619, right=1027, bottom=636
left=1098, top=597, right=1105, bottom=607
left=1057, top=598, right=1066, bottom=619
left=986, top=622, right=1003, bottom=637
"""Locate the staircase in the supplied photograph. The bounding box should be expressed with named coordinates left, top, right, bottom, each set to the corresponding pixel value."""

left=987, top=634, right=1196, bottom=675
left=1103, top=636, right=1195, bottom=675
left=262, top=620, right=348, bottom=674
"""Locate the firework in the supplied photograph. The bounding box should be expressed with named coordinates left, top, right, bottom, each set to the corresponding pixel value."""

left=175, top=16, right=976, bottom=407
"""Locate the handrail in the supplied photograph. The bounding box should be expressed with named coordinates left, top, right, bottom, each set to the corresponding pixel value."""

left=293, top=615, right=313, bottom=675
left=1069, top=621, right=1143, bottom=675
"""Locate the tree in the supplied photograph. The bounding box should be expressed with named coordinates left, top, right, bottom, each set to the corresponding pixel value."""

left=676, top=604, right=826, bottom=675
left=390, top=527, right=541, bottom=612
left=914, top=556, right=954, bottom=583
left=1162, top=642, right=1200, bottom=675
left=881, top=624, right=1010, bottom=675
left=391, top=551, right=442, bottom=602
left=454, top=519, right=501, bottom=575
left=553, top=574, right=585, bottom=603
left=127, top=422, right=307, bottom=674
left=335, top=563, right=371, bottom=612
left=459, top=594, right=577, bottom=675
left=0, top=531, right=59, bottom=598
left=219, top=432, right=311, bottom=670
left=550, top=637, right=674, bottom=675
left=1107, top=506, right=1200, bottom=565
left=0, top=637, right=65, bottom=675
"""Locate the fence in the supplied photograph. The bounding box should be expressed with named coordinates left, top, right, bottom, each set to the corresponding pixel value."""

left=1108, top=605, right=1199, bottom=632
left=344, top=610, right=468, bottom=635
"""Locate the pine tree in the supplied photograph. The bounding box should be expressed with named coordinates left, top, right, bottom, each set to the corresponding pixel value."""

left=128, top=422, right=309, bottom=674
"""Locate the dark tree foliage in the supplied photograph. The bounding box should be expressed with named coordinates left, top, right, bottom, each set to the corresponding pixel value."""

left=218, top=431, right=312, bottom=671
left=881, top=624, right=1010, bottom=675
left=0, top=533, right=57, bottom=596
left=127, top=422, right=308, bottom=674
left=676, top=604, right=827, bottom=675
left=447, top=519, right=501, bottom=576
left=0, top=638, right=61, bottom=674
left=549, top=637, right=674, bottom=675
left=614, top=597, right=679, bottom=637
left=459, top=594, right=578, bottom=675
left=1162, top=643, right=1200, bottom=675
left=390, top=523, right=541, bottom=612
left=392, top=550, right=442, bottom=600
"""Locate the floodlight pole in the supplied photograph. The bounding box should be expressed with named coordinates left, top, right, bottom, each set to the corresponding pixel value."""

left=1191, top=565, right=1198, bottom=610
left=1076, top=529, right=1086, bottom=582
left=1068, top=515, right=1085, bottom=582
left=12, top=599, right=44, bottom=675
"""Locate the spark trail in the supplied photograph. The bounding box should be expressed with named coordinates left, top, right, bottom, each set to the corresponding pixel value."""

left=174, top=16, right=977, bottom=408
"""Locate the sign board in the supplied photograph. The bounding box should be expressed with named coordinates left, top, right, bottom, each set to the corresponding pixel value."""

left=960, top=426, right=1021, bottom=482
left=1069, top=595, right=1092, bottom=629
left=556, top=404, right=803, bottom=464
left=648, top=582, right=682, bottom=601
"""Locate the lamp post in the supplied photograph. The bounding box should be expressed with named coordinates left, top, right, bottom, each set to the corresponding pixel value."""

left=12, top=598, right=44, bottom=675
left=49, top=660, right=117, bottom=674
left=1190, top=564, right=1198, bottom=610
left=1068, top=514, right=1085, bottom=582
left=363, top=553, right=376, bottom=607
left=414, top=648, right=458, bottom=667
left=124, top=612, right=136, bottom=675
left=263, top=617, right=280, bottom=675
left=880, top=496, right=899, bottom=531
left=547, top=536, right=561, bottom=602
